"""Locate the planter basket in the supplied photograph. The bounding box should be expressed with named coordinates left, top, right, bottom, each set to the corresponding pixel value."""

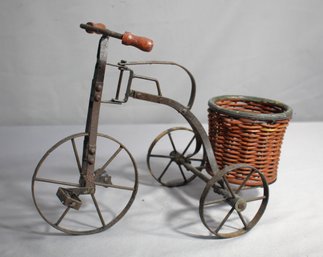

left=208, top=95, right=292, bottom=186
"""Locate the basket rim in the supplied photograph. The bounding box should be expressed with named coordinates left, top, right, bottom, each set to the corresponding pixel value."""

left=208, top=95, right=293, bottom=121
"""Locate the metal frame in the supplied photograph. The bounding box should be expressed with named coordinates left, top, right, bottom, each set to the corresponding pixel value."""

left=32, top=28, right=269, bottom=238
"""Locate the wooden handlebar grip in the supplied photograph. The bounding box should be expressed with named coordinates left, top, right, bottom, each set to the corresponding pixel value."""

left=85, top=22, right=106, bottom=34
left=122, top=32, right=153, bottom=52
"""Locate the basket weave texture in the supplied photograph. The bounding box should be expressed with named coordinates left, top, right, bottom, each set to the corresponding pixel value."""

left=208, top=95, right=292, bottom=186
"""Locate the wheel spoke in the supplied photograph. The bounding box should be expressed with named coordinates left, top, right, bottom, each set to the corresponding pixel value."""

left=168, top=132, right=177, bottom=152
left=94, top=181, right=134, bottom=191
left=223, top=177, right=235, bottom=198
left=101, top=146, right=123, bottom=171
left=177, top=164, right=187, bottom=183
left=158, top=160, right=173, bottom=182
left=245, top=196, right=267, bottom=202
left=91, top=194, right=105, bottom=226
left=204, top=197, right=227, bottom=206
left=71, top=138, right=82, bottom=174
left=236, top=210, right=248, bottom=228
left=34, top=177, right=79, bottom=187
left=188, top=158, right=204, bottom=162
left=215, top=206, right=235, bottom=233
left=55, top=207, right=71, bottom=226
left=235, top=169, right=256, bottom=194
left=149, top=154, right=172, bottom=159
left=182, top=135, right=196, bottom=155
left=238, top=186, right=255, bottom=191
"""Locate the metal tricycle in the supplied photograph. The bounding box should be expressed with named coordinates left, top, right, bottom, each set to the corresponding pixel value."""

left=32, top=22, right=269, bottom=238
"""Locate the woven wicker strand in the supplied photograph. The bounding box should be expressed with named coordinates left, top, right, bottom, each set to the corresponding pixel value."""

left=208, top=95, right=292, bottom=186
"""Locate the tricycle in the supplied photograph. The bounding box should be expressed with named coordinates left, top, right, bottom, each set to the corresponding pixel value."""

left=32, top=22, right=268, bottom=238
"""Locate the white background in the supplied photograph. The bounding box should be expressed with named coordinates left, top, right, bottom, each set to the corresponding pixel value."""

left=1, top=122, right=323, bottom=257
left=1, top=0, right=323, bottom=125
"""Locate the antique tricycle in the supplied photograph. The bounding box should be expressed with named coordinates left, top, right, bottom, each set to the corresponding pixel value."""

left=31, top=22, right=269, bottom=238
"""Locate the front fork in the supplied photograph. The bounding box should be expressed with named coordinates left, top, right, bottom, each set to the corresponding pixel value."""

left=57, top=36, right=109, bottom=208
left=80, top=36, right=109, bottom=190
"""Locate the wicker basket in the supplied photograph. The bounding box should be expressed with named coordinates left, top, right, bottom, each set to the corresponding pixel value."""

left=208, top=95, right=292, bottom=186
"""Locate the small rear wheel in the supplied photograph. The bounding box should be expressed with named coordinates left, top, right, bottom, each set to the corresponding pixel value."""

left=199, top=164, right=269, bottom=238
left=147, top=127, right=205, bottom=187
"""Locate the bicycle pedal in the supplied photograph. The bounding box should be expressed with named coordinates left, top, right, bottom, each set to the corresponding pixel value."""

left=101, top=174, right=112, bottom=184
left=95, top=172, right=112, bottom=187
left=56, top=187, right=82, bottom=210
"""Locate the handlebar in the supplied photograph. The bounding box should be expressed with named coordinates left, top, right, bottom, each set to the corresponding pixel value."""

left=80, top=22, right=154, bottom=52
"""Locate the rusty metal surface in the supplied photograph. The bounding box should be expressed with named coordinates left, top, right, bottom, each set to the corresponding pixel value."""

left=81, top=36, right=109, bottom=189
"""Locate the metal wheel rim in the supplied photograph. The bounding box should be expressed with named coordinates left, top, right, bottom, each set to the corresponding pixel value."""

left=199, top=164, right=269, bottom=238
left=32, top=132, right=138, bottom=235
left=147, top=127, right=204, bottom=187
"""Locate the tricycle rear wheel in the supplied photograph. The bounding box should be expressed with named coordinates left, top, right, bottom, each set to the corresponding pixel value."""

left=199, top=164, right=269, bottom=238
left=147, top=127, right=205, bottom=187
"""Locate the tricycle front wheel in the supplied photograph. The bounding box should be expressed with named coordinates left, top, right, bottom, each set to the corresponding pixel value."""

left=32, top=132, right=138, bottom=235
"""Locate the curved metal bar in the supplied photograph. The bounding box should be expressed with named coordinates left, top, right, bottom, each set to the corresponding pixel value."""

left=125, top=61, right=196, bottom=110
left=130, top=90, right=219, bottom=174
